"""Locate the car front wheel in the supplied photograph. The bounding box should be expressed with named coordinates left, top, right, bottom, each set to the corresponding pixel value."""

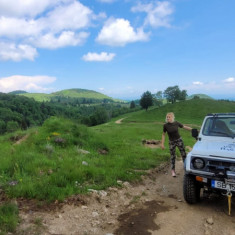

left=183, top=174, right=201, bottom=204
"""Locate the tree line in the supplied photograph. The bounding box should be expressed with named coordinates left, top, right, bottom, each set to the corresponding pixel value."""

left=139, top=85, right=188, bottom=111
left=0, top=93, right=139, bottom=134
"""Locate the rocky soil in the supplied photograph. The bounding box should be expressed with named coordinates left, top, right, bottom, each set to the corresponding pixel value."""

left=16, top=159, right=235, bottom=235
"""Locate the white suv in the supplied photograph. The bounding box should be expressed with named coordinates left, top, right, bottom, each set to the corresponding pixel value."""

left=184, top=113, right=235, bottom=204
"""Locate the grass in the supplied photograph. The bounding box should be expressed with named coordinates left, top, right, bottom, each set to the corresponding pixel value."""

left=0, top=202, right=19, bottom=234
left=1, top=98, right=235, bottom=233
left=0, top=116, right=172, bottom=203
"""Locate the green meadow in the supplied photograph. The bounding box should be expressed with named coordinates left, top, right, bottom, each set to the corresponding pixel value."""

left=0, top=98, right=235, bottom=234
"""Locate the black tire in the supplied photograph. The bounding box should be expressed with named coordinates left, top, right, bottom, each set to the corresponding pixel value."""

left=183, top=174, right=201, bottom=204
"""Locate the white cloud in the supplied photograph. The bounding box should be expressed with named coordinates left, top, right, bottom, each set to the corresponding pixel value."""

left=223, top=77, right=235, bottom=83
left=0, top=1, right=96, bottom=61
left=33, top=31, right=89, bottom=49
left=96, top=18, right=149, bottom=46
left=131, top=1, right=174, bottom=28
left=0, top=75, right=56, bottom=93
left=193, top=81, right=203, bottom=85
left=0, top=17, right=42, bottom=38
left=82, top=52, right=115, bottom=62
left=0, top=42, right=37, bottom=61
left=0, top=1, right=93, bottom=38
left=40, top=1, right=93, bottom=33
left=0, top=0, right=73, bottom=18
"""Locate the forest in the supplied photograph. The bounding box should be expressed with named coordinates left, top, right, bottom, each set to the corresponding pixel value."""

left=0, top=92, right=139, bottom=134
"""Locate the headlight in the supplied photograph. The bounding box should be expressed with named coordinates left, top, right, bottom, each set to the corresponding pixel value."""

left=192, top=158, right=205, bottom=169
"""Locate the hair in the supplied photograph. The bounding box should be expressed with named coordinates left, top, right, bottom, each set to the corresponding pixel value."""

left=165, top=112, right=175, bottom=123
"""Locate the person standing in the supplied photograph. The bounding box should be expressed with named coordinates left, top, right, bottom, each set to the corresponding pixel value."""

left=161, top=112, right=192, bottom=177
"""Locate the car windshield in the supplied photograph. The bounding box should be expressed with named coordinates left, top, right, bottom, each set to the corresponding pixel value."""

left=202, top=116, right=235, bottom=137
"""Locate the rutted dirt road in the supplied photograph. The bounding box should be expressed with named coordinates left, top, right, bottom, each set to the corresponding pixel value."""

left=17, top=160, right=235, bottom=235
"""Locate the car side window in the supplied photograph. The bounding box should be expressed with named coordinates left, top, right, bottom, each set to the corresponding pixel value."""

left=202, top=118, right=212, bottom=135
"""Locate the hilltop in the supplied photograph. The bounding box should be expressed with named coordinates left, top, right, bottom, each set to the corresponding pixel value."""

left=15, top=88, right=123, bottom=103
left=187, top=93, right=214, bottom=100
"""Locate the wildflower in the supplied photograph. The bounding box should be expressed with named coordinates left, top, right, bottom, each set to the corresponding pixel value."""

left=52, top=132, right=60, bottom=136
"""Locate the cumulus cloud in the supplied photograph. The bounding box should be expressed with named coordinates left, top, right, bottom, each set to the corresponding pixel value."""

left=0, top=0, right=95, bottom=61
left=0, top=0, right=73, bottom=18
left=32, top=31, right=89, bottom=49
left=39, top=1, right=93, bottom=33
left=82, top=52, right=115, bottom=62
left=0, top=75, right=56, bottom=93
left=131, top=1, right=174, bottom=28
left=223, top=77, right=235, bottom=83
left=96, top=18, right=149, bottom=46
left=0, top=42, right=38, bottom=61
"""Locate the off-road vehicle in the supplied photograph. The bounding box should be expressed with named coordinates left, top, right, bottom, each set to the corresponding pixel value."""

left=184, top=113, right=235, bottom=204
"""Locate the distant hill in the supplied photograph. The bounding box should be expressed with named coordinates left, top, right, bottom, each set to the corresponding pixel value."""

left=17, top=88, right=122, bottom=103
left=8, top=90, right=28, bottom=95
left=52, top=88, right=112, bottom=100
left=19, top=93, right=52, bottom=102
left=187, top=94, right=214, bottom=100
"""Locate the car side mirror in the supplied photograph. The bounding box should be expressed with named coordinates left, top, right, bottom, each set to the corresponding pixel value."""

left=192, top=128, right=199, bottom=139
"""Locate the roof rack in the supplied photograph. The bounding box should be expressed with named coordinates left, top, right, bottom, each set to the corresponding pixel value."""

left=207, top=113, right=235, bottom=116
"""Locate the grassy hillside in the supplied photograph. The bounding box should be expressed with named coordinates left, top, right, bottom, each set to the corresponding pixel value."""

left=187, top=94, right=214, bottom=100
left=121, top=99, right=235, bottom=126
left=19, top=88, right=120, bottom=102
left=19, top=92, right=52, bottom=102
left=52, top=88, right=112, bottom=99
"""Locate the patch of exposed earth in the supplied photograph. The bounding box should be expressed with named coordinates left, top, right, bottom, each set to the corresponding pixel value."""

left=15, top=160, right=235, bottom=235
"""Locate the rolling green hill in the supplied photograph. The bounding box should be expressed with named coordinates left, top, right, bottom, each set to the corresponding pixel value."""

left=17, top=88, right=121, bottom=103
left=19, top=92, right=52, bottom=102
left=52, top=88, right=111, bottom=99
left=120, top=99, right=235, bottom=126
left=187, top=94, right=214, bottom=100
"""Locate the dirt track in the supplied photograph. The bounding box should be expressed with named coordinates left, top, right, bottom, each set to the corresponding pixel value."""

left=17, top=159, right=235, bottom=235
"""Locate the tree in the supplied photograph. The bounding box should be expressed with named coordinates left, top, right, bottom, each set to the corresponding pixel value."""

left=140, top=91, right=153, bottom=111
left=130, top=101, right=136, bottom=109
left=163, top=86, right=180, bottom=104
left=6, top=121, right=19, bottom=133
left=163, top=86, right=187, bottom=104
left=89, top=107, right=109, bottom=126
left=0, top=120, right=6, bottom=134
left=178, top=89, right=188, bottom=100
left=153, top=91, right=164, bottom=107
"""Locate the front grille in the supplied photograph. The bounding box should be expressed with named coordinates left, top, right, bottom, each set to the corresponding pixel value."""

left=207, top=160, right=235, bottom=174
left=208, top=160, right=235, bottom=168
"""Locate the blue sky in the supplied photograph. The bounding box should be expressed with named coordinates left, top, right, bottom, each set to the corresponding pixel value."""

left=0, top=0, right=235, bottom=100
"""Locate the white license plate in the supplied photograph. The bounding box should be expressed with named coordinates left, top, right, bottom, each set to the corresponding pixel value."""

left=211, top=180, right=235, bottom=192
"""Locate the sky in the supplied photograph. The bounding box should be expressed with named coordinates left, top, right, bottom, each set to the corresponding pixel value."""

left=0, top=0, right=235, bottom=100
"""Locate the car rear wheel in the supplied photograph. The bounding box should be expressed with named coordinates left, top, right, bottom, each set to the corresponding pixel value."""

left=183, top=174, right=201, bottom=204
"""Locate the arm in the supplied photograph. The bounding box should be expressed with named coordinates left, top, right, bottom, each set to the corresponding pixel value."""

left=161, top=132, right=166, bottom=150
left=183, top=125, right=192, bottom=131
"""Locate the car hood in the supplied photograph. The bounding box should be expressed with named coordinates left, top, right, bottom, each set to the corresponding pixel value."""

left=191, top=140, right=235, bottom=158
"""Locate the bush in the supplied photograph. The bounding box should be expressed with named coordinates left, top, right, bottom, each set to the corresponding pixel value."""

left=6, top=121, right=19, bottom=133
